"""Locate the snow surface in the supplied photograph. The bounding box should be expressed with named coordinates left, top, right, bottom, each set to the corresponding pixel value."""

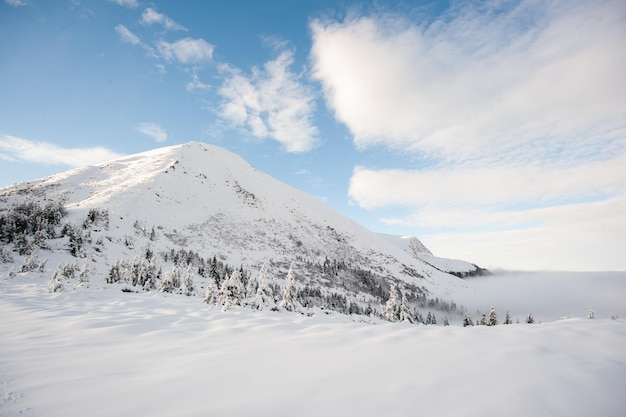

left=1, top=271, right=626, bottom=417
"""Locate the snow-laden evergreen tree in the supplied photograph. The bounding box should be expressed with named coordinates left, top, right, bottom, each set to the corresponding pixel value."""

left=487, top=307, right=498, bottom=326
left=159, top=265, right=181, bottom=293
left=462, top=312, right=474, bottom=327
left=242, top=267, right=258, bottom=306
left=399, top=293, right=413, bottom=323
left=479, top=312, right=487, bottom=325
left=526, top=312, right=535, bottom=324
left=254, top=263, right=275, bottom=310
left=503, top=310, right=512, bottom=325
left=382, top=284, right=400, bottom=322
left=203, top=280, right=219, bottom=304
left=218, top=269, right=245, bottom=311
left=279, top=263, right=300, bottom=312
left=78, top=262, right=89, bottom=285
left=47, top=270, right=63, bottom=293
left=587, top=307, right=595, bottom=319
left=181, top=265, right=195, bottom=296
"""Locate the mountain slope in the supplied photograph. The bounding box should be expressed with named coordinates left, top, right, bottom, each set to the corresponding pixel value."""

left=0, top=142, right=480, bottom=316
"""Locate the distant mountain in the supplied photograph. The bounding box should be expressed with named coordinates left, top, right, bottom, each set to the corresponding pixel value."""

left=379, top=234, right=488, bottom=278
left=0, top=142, right=485, bottom=319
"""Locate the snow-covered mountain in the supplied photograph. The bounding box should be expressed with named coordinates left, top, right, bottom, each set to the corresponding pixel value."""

left=0, top=142, right=484, bottom=315
left=379, top=234, right=488, bottom=278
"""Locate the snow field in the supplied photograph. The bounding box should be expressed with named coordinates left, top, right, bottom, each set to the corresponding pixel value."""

left=1, top=276, right=625, bottom=417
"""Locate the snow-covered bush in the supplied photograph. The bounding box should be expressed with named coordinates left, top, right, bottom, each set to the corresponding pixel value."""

left=47, top=271, right=63, bottom=293
left=19, top=252, right=47, bottom=273
left=0, top=246, right=13, bottom=263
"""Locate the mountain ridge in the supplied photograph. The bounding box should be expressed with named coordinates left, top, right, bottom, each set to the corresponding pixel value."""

left=0, top=141, right=485, bottom=318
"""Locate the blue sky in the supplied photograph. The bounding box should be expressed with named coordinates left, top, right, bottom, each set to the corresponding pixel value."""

left=1, top=0, right=625, bottom=271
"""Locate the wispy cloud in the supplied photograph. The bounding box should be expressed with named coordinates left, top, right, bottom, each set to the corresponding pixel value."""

left=136, top=123, right=168, bottom=143
left=107, top=0, right=138, bottom=8
left=218, top=49, right=318, bottom=153
left=310, top=0, right=626, bottom=164
left=140, top=7, right=187, bottom=32
left=156, top=38, right=213, bottom=64
left=186, top=71, right=210, bottom=92
left=115, top=24, right=141, bottom=45
left=0, top=135, right=124, bottom=167
left=4, top=0, right=28, bottom=6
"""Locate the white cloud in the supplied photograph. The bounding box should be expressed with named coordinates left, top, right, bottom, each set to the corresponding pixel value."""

left=140, top=8, right=187, bottom=32
left=218, top=50, right=318, bottom=153
left=186, top=72, right=210, bottom=93
left=156, top=38, right=213, bottom=64
left=137, top=123, right=167, bottom=143
left=420, top=195, right=626, bottom=271
left=314, top=0, right=626, bottom=270
left=350, top=156, right=626, bottom=212
left=115, top=24, right=141, bottom=45
left=4, top=0, right=28, bottom=6
left=107, top=0, right=138, bottom=8
left=310, top=0, right=626, bottom=164
left=0, top=135, right=124, bottom=167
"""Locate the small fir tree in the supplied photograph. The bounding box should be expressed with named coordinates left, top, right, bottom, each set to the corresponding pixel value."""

left=218, top=269, right=245, bottom=311
left=399, top=293, right=413, bottom=323
left=487, top=307, right=498, bottom=326
left=503, top=310, right=512, bottom=325
left=254, top=263, right=275, bottom=310
left=526, top=312, right=535, bottom=324
left=203, top=281, right=219, bottom=304
left=279, top=263, right=300, bottom=312
left=383, top=284, right=400, bottom=322
left=462, top=312, right=474, bottom=327
left=181, top=265, right=195, bottom=296
left=587, top=307, right=595, bottom=319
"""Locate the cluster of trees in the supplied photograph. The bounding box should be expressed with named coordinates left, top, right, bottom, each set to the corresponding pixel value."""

left=203, top=263, right=298, bottom=312
left=0, top=201, right=67, bottom=255
left=462, top=309, right=535, bottom=326
left=47, top=260, right=89, bottom=293
left=379, top=284, right=450, bottom=325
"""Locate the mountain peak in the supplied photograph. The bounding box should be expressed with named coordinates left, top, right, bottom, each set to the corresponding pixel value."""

left=0, top=142, right=485, bottom=311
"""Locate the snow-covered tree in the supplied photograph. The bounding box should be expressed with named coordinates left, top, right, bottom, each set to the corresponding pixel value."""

left=181, top=265, right=196, bottom=296
left=425, top=311, right=437, bottom=325
left=382, top=284, right=400, bottom=322
left=503, top=310, right=512, bottom=325
left=526, top=312, right=535, bottom=324
left=159, top=266, right=181, bottom=293
left=254, top=263, right=275, bottom=310
left=479, top=313, right=487, bottom=325
left=203, top=280, right=219, bottom=304
left=487, top=307, right=498, bottom=326
left=399, top=293, right=413, bottom=323
left=587, top=307, right=595, bottom=319
left=47, top=270, right=63, bottom=293
left=218, top=269, right=246, bottom=311
left=78, top=262, right=89, bottom=285
left=279, top=263, right=300, bottom=312
left=462, top=312, right=474, bottom=327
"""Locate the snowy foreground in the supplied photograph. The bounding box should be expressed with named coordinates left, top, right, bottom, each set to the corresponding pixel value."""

left=2, top=274, right=626, bottom=417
